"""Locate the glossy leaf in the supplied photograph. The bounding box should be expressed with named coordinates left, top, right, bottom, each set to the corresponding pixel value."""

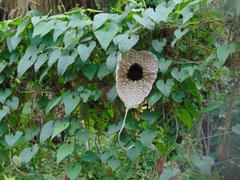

left=94, top=22, right=118, bottom=51
left=172, top=90, right=185, bottom=103
left=81, top=151, right=99, bottom=163
left=232, top=124, right=240, bottom=135
left=133, top=12, right=155, bottom=30
left=76, top=128, right=90, bottom=144
left=20, top=145, right=39, bottom=164
left=156, top=1, right=175, bottom=22
left=156, top=79, right=174, bottom=97
left=66, top=163, right=82, bottom=180
left=41, top=19, right=56, bottom=37
left=126, top=141, right=143, bottom=162
left=33, top=21, right=46, bottom=37
left=185, top=101, right=200, bottom=119
left=82, top=64, right=99, bottom=81
left=182, top=4, right=199, bottom=23
left=148, top=91, right=162, bottom=106
left=145, top=8, right=160, bottom=24
left=108, top=85, right=117, bottom=102
left=140, top=129, right=158, bottom=146
left=5, top=96, right=19, bottom=110
left=40, top=120, right=55, bottom=143
left=53, top=20, right=67, bottom=42
left=45, top=96, right=62, bottom=114
left=192, top=155, right=214, bottom=176
left=108, top=157, right=121, bottom=171
left=142, top=109, right=161, bottom=126
left=77, top=41, right=96, bottom=62
left=174, top=27, right=189, bottom=39
left=34, top=53, right=48, bottom=73
left=174, top=108, right=192, bottom=130
left=113, top=33, right=139, bottom=53
left=16, top=19, right=29, bottom=36
left=51, top=122, right=69, bottom=140
left=57, top=50, right=78, bottom=76
left=18, top=44, right=45, bottom=78
left=57, top=144, right=74, bottom=164
left=48, top=48, right=61, bottom=67
left=202, top=101, right=223, bottom=113
left=106, top=51, right=118, bottom=72
left=10, top=34, right=23, bottom=50
left=160, top=167, right=178, bottom=180
left=5, top=131, right=23, bottom=147
left=158, top=58, right=173, bottom=74
left=92, top=13, right=110, bottom=31
left=215, top=43, right=236, bottom=68
left=64, top=95, right=80, bottom=116
left=152, top=38, right=167, bottom=53
left=171, top=67, right=190, bottom=82
left=98, top=63, right=111, bottom=80
left=0, top=106, right=10, bottom=122
left=0, top=89, right=11, bottom=103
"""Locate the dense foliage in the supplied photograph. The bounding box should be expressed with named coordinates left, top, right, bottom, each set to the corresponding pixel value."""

left=0, top=0, right=240, bottom=179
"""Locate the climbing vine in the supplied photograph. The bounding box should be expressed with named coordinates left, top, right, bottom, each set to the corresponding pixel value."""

left=0, top=0, right=240, bottom=179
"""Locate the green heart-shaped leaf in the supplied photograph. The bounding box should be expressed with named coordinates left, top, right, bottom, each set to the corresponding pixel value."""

left=152, top=38, right=167, bottom=53
left=5, top=131, right=23, bottom=147
left=232, top=124, right=240, bottom=135
left=0, top=105, right=10, bottom=121
left=64, top=95, right=80, bottom=116
left=20, top=145, right=39, bottom=164
left=158, top=58, right=173, bottom=74
left=40, top=120, right=55, bottom=143
left=98, top=63, right=111, bottom=80
left=108, top=157, right=121, bottom=171
left=140, top=129, right=158, bottom=147
left=171, top=67, right=189, bottom=82
left=145, top=8, right=160, bottom=24
left=106, top=51, right=118, bottom=72
left=174, top=27, right=189, bottom=39
left=6, top=96, right=19, bottom=110
left=142, top=109, right=161, bottom=126
left=113, top=34, right=139, bottom=53
left=174, top=108, right=192, bottom=130
left=13, top=155, right=22, bottom=167
left=126, top=141, right=143, bottom=162
left=172, top=90, right=185, bottom=103
left=192, top=155, right=214, bottom=176
left=57, top=144, right=74, bottom=164
left=148, top=91, right=162, bottom=106
left=215, top=43, right=236, bottom=68
left=156, top=79, right=174, bottom=97
left=81, top=151, right=99, bottom=163
left=94, top=22, right=118, bottom=51
left=66, top=163, right=82, bottom=180
left=51, top=122, right=69, bottom=140
left=75, top=128, right=90, bottom=143
left=77, top=41, right=96, bottom=62
left=182, top=4, right=199, bottom=23
left=57, top=50, right=78, bottom=76
left=0, top=89, right=12, bottom=103
left=133, top=12, right=155, bottom=30
left=80, top=89, right=92, bottom=103
left=82, top=64, right=99, bottom=81
left=156, top=1, right=175, bottom=22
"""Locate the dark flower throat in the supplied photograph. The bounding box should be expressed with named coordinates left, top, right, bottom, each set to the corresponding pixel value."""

left=127, top=63, right=143, bottom=81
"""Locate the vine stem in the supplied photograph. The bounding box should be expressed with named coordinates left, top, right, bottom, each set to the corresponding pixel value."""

left=118, top=108, right=135, bottom=151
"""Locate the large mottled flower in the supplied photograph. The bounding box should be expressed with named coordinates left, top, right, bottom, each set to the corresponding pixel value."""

left=116, top=49, right=158, bottom=109
left=116, top=49, right=158, bottom=150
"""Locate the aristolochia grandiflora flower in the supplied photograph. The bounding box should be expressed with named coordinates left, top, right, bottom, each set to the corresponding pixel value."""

left=116, top=49, right=158, bottom=150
